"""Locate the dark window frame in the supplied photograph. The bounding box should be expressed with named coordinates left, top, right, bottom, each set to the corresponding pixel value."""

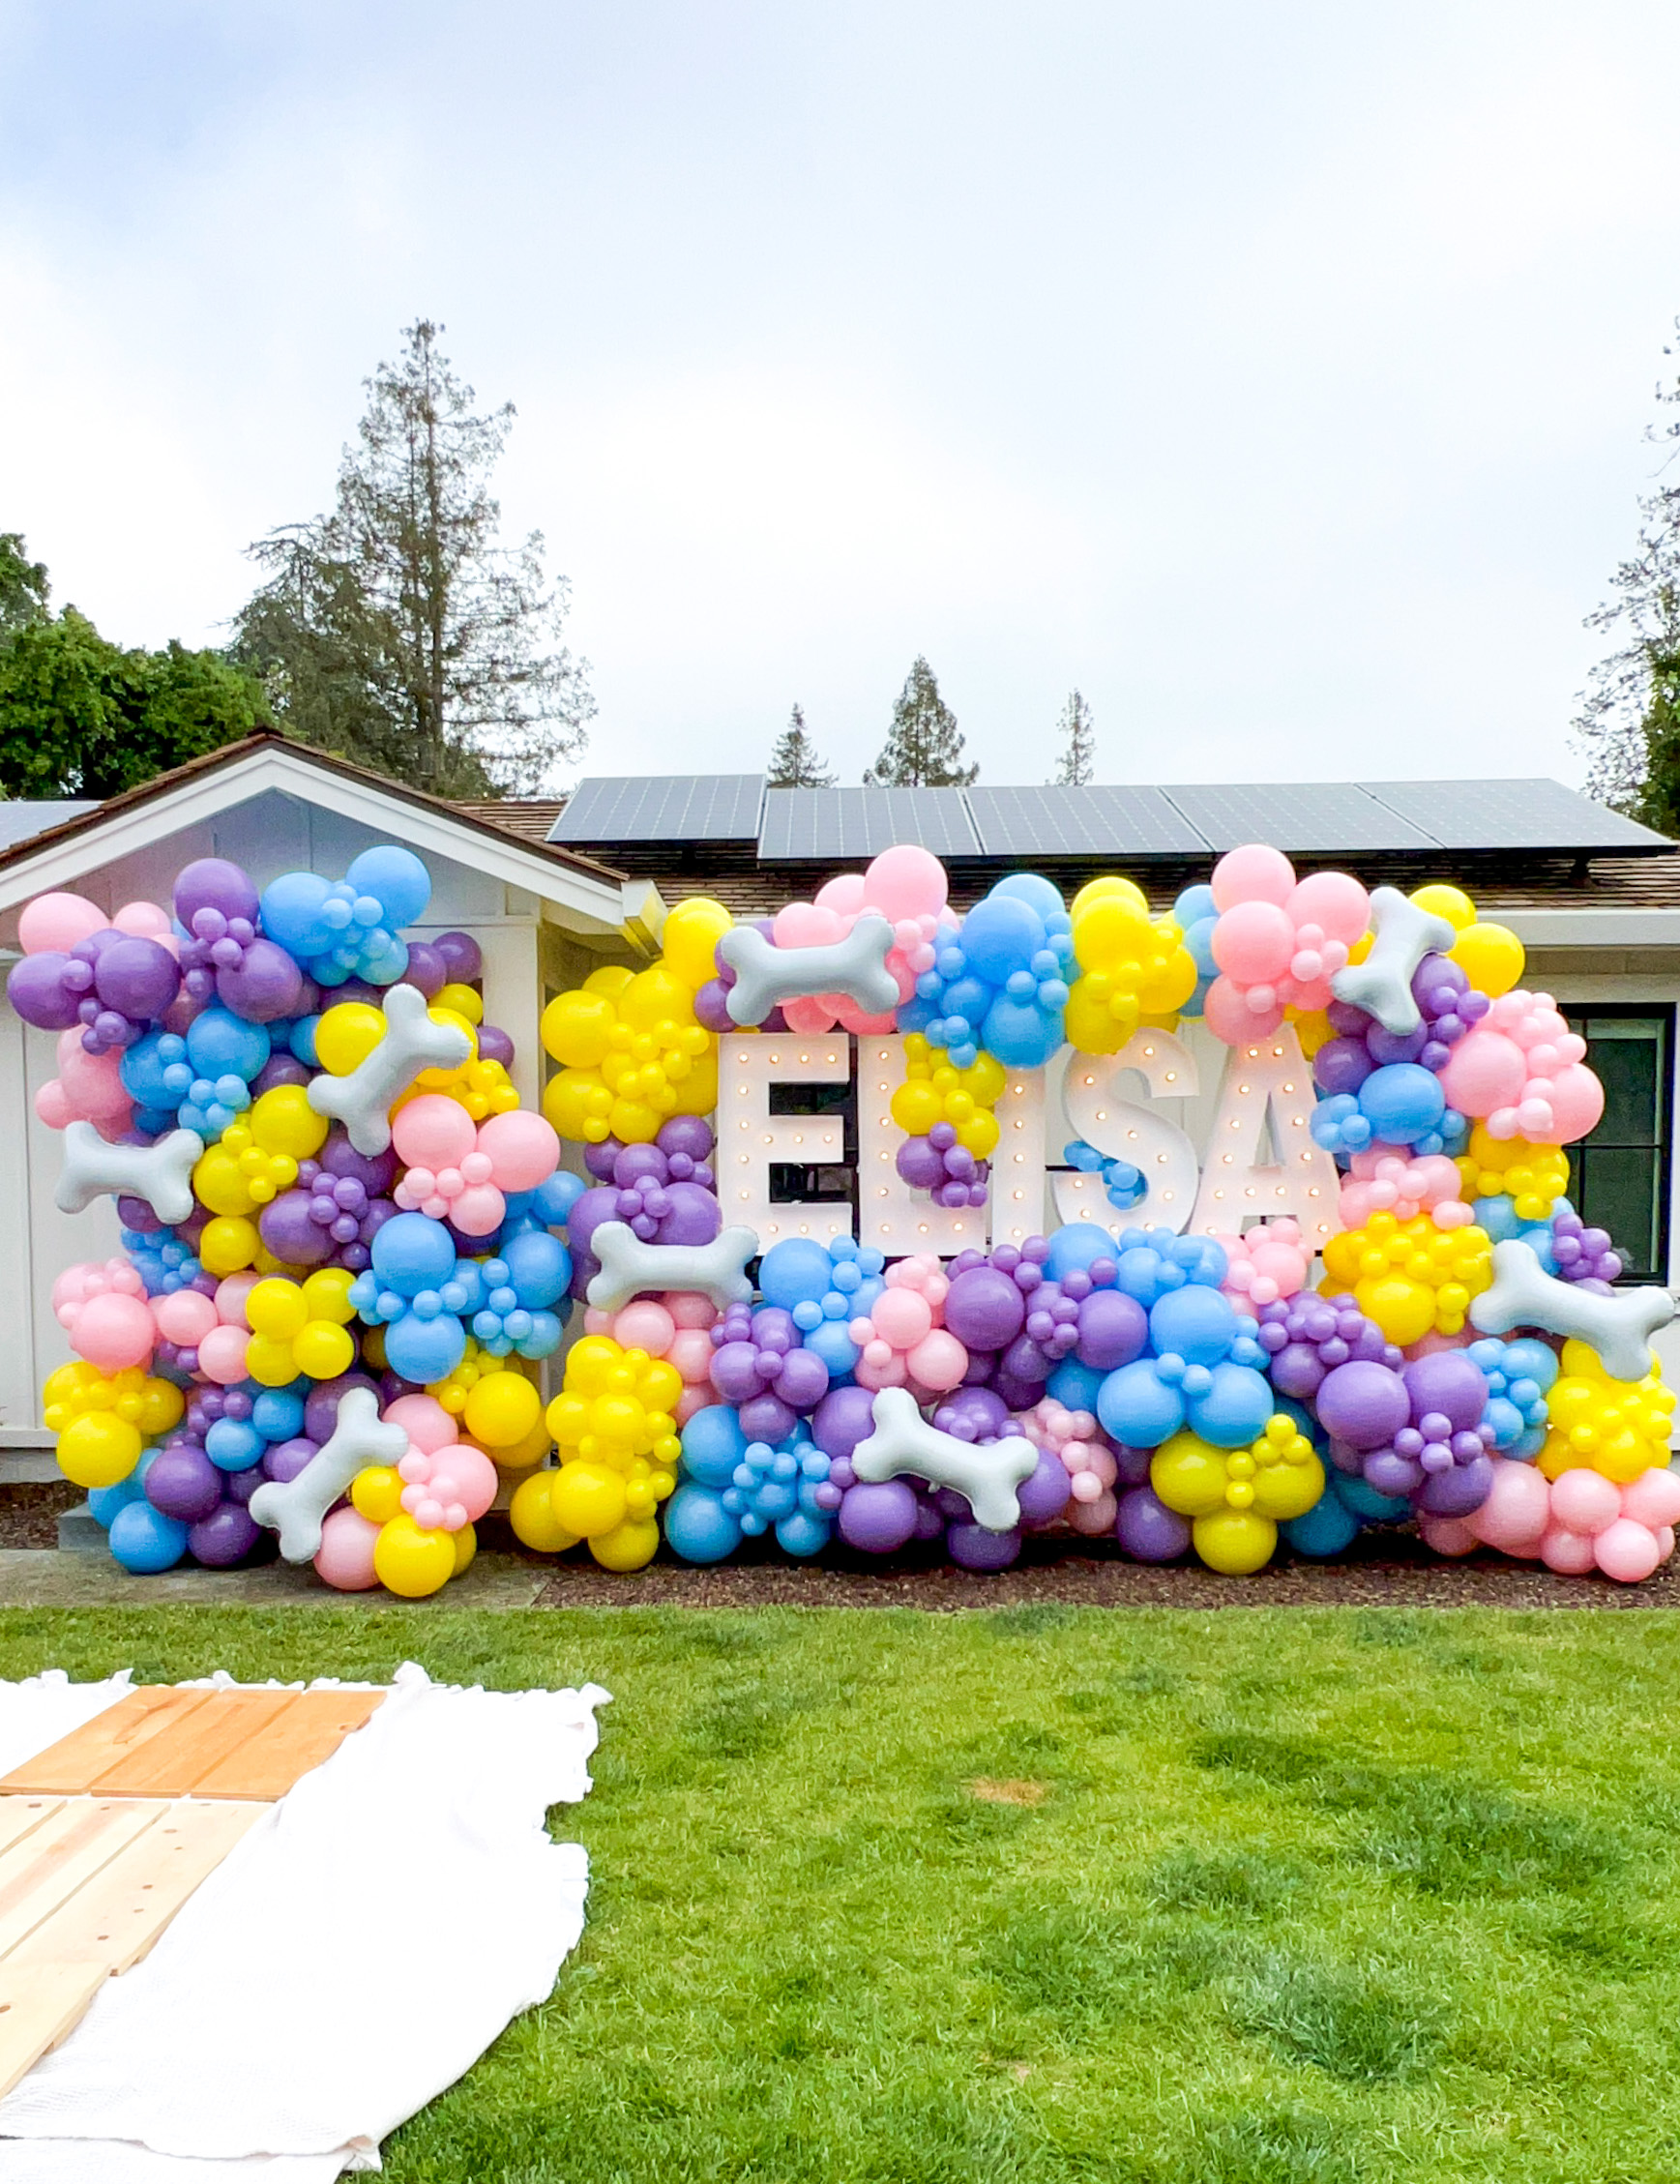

left=1561, top=1004, right=1674, bottom=1285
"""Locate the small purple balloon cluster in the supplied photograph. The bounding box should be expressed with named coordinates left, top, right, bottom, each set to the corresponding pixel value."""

left=895, top=1124, right=989, bottom=1209
left=1314, top=955, right=1488, bottom=1092
left=708, top=1301, right=833, bottom=1443
left=1549, top=1205, right=1623, bottom=1290
left=261, top=1132, right=399, bottom=1273
left=1255, top=1291, right=1402, bottom=1401
left=1315, top=1349, right=1496, bottom=1517
left=940, top=1240, right=1148, bottom=1411
left=565, top=1118, right=722, bottom=1295
left=11, top=929, right=185, bottom=1055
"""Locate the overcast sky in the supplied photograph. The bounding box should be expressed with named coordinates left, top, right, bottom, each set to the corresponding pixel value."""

left=4, top=2, right=1680, bottom=793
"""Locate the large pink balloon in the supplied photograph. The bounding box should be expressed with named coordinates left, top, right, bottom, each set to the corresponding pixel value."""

left=1538, top=1523, right=1598, bottom=1575
left=1621, top=1465, right=1680, bottom=1530
left=1211, top=843, right=1294, bottom=910
left=196, top=1323, right=251, bottom=1385
left=1418, top=1514, right=1478, bottom=1556
left=1594, top=1517, right=1662, bottom=1584
left=1203, top=975, right=1282, bottom=1045
left=1550, top=1466, right=1620, bottom=1536
left=53, top=1035, right=132, bottom=1123
left=478, top=1109, right=560, bottom=1191
left=814, top=871, right=868, bottom=917
left=154, top=1289, right=219, bottom=1346
left=1465, top=1458, right=1548, bottom=1555
left=432, top=1444, right=497, bottom=1523
left=384, top=1392, right=457, bottom=1454
left=871, top=1285, right=933, bottom=1349
left=864, top=844, right=948, bottom=923
left=1538, top=1064, right=1605, bottom=1145
left=1287, top=870, right=1370, bottom=945
left=112, top=901, right=175, bottom=946
left=1212, top=900, right=1295, bottom=983
left=18, top=893, right=105, bottom=955
left=314, top=1507, right=382, bottom=1590
left=907, top=1328, right=967, bottom=1392
left=70, top=1291, right=156, bottom=1372
left=1438, top=1028, right=1525, bottom=1119
left=392, top=1094, right=477, bottom=1173
left=613, top=1300, right=676, bottom=1356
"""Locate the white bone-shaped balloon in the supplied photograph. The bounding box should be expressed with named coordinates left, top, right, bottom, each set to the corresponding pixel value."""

left=585, top=1221, right=757, bottom=1312
left=307, top=982, right=473, bottom=1156
left=717, top=915, right=899, bottom=1027
left=1329, top=887, right=1456, bottom=1036
left=248, top=1385, right=408, bottom=1563
left=56, top=1121, right=204, bottom=1226
left=850, top=1385, right=1040, bottom=1531
left=1469, top=1237, right=1676, bottom=1382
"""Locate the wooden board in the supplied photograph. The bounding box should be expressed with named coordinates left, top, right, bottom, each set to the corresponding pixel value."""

left=89, top=1690, right=298, bottom=1800
left=0, top=1800, right=163, bottom=1959
left=0, top=1689, right=214, bottom=1796
left=11, top=1801, right=267, bottom=1975
left=189, top=1690, right=384, bottom=1801
left=0, top=1798, right=65, bottom=1861
left=0, top=1962, right=110, bottom=2098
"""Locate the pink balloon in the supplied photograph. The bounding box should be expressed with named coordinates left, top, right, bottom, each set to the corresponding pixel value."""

left=1203, top=975, right=1282, bottom=1044
left=1438, top=1029, right=1526, bottom=1119
left=1419, top=1514, right=1478, bottom=1555
left=1550, top=1466, right=1620, bottom=1536
left=665, top=1328, right=715, bottom=1382
left=1538, top=1523, right=1598, bottom=1575
left=1620, top=1465, right=1680, bottom=1529
left=392, top=1094, right=477, bottom=1173
left=153, top=1289, right=218, bottom=1346
left=774, top=902, right=844, bottom=948
left=1537, top=1063, right=1605, bottom=1145
left=614, top=1300, right=676, bottom=1355
left=667, top=1292, right=719, bottom=1329
left=1287, top=870, right=1370, bottom=945
left=907, top=1328, right=967, bottom=1392
left=871, top=1285, right=933, bottom=1349
left=214, top=1272, right=260, bottom=1326
left=674, top=1383, right=712, bottom=1426
left=863, top=844, right=948, bottom=923
left=314, top=1507, right=382, bottom=1590
left=781, top=995, right=837, bottom=1033
left=197, top=1323, right=251, bottom=1385
left=448, top=1184, right=507, bottom=1236
left=432, top=1444, right=497, bottom=1522
left=1211, top=843, right=1295, bottom=911
left=384, top=1393, right=457, bottom=1454
left=54, top=1036, right=132, bottom=1122
left=477, top=1109, right=560, bottom=1191
left=1069, top=1490, right=1119, bottom=1535
left=112, top=900, right=174, bottom=944
left=1593, top=1517, right=1662, bottom=1584
left=34, top=1082, right=73, bottom=1130
left=70, top=1291, right=156, bottom=1372
left=18, top=892, right=106, bottom=955
left=1465, top=1458, right=1550, bottom=1555
left=1212, top=900, right=1295, bottom=983
left=814, top=872, right=869, bottom=916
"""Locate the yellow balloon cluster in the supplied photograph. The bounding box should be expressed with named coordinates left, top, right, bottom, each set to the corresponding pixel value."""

left=890, top=1034, right=1005, bottom=1157
left=346, top=1462, right=478, bottom=1597
left=1151, top=1415, right=1325, bottom=1574
left=541, top=962, right=718, bottom=1146
left=243, top=1269, right=358, bottom=1385
left=1065, top=878, right=1198, bottom=1054
left=1537, top=1341, right=1676, bottom=1484
left=509, top=1336, right=680, bottom=1569
left=407, top=1049, right=520, bottom=1123
left=1321, top=1211, right=1493, bottom=1344
left=1455, top=1125, right=1570, bottom=1223
left=1412, top=883, right=1525, bottom=999
left=192, top=1085, right=330, bottom=1217
left=425, top=1343, right=546, bottom=1466
left=43, top=1361, right=184, bottom=1490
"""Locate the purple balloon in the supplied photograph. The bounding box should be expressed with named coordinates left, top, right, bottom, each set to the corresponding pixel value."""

left=566, top=1185, right=620, bottom=1259
left=402, top=941, right=447, bottom=999
left=221, top=1464, right=265, bottom=1507
left=261, top=1436, right=319, bottom=1485
left=896, top=1137, right=948, bottom=1191
left=476, top=1023, right=515, bottom=1068
left=1416, top=1451, right=1493, bottom=1517
left=1017, top=1449, right=1073, bottom=1526
left=188, top=1504, right=263, bottom=1567
left=710, top=1340, right=763, bottom=1404
left=838, top=1479, right=919, bottom=1552
left=998, top=1333, right=1051, bottom=1387
left=659, top=1114, right=715, bottom=1162
left=319, top=1130, right=398, bottom=1195
left=776, top=1346, right=830, bottom=1412
left=811, top=1383, right=879, bottom=1463
left=260, top=1190, right=333, bottom=1268
left=117, top=1194, right=162, bottom=1235
left=932, top=1386, right=1010, bottom=1441
left=1367, top=1022, right=1428, bottom=1067
left=93, top=935, right=180, bottom=1022
left=304, top=1372, right=379, bottom=1448
left=1316, top=1360, right=1410, bottom=1451
left=1115, top=1484, right=1192, bottom=1562
left=943, top=1266, right=1027, bottom=1351
left=216, top=937, right=303, bottom=1023
left=251, top=1051, right=310, bottom=1095
left=1314, top=1036, right=1374, bottom=1097
left=175, top=857, right=258, bottom=929
left=739, top=1393, right=797, bottom=1444
left=1075, top=1289, right=1148, bottom=1372
left=948, top=1521, right=1021, bottom=1571
left=433, top=930, right=483, bottom=983
left=6, top=953, right=80, bottom=1031
left=1400, top=1351, right=1488, bottom=1434
left=693, top=979, right=736, bottom=1033
left=1269, top=1342, right=1329, bottom=1400
left=144, top=1443, right=224, bottom=1523
left=655, top=1181, right=722, bottom=1248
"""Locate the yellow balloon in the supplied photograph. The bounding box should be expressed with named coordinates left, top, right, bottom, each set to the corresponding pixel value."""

left=1071, top=874, right=1147, bottom=919
left=1451, top=921, right=1524, bottom=999
left=248, top=1278, right=309, bottom=1342
left=293, top=1321, right=356, bottom=1380
left=301, top=1267, right=356, bottom=1325
left=249, top=1083, right=328, bottom=1161
left=543, top=1068, right=614, bottom=1142
left=549, top=1461, right=628, bottom=1539
left=435, top=981, right=484, bottom=1025
left=135, top=1378, right=184, bottom=1436
left=245, top=1335, right=302, bottom=1388
left=541, top=989, right=617, bottom=1071
left=1193, top=1509, right=1279, bottom=1576
left=314, top=1002, right=386, bottom=1077
left=509, top=1470, right=579, bottom=1553
left=891, top=1080, right=944, bottom=1136
left=200, top=1216, right=260, bottom=1275
left=589, top=1516, right=660, bottom=1572
left=1411, top=883, right=1476, bottom=931
left=660, top=897, right=733, bottom=989
left=192, top=1145, right=258, bottom=1220
left=452, top=1521, right=478, bottom=1576
left=479, top=1414, right=553, bottom=1471
left=351, top=1464, right=405, bottom=1523
left=666, top=1047, right=719, bottom=1121
left=463, top=1371, right=542, bottom=1450
left=1352, top=1273, right=1437, bottom=1349
left=373, top=1514, right=457, bottom=1598
left=57, top=1412, right=141, bottom=1490
left=1151, top=1431, right=1230, bottom=1517
left=1072, top=894, right=1155, bottom=970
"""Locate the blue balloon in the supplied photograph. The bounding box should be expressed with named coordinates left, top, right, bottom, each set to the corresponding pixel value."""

left=960, top=895, right=1046, bottom=982
left=1501, top=1337, right=1560, bottom=1394
left=1148, top=1284, right=1237, bottom=1369
left=532, top=1171, right=586, bottom=1228
left=383, top=1313, right=466, bottom=1385
left=1282, top=1491, right=1361, bottom=1558
left=992, top=872, right=1067, bottom=924
left=288, top=1016, right=320, bottom=1068
left=776, top=1508, right=831, bottom=1558
left=1358, top=1062, right=1446, bottom=1145
left=680, top=1404, right=750, bottom=1490
left=88, top=1473, right=147, bottom=1528
left=371, top=1212, right=457, bottom=1297
left=260, top=871, right=339, bottom=959
left=347, top=845, right=432, bottom=930
left=1045, top=1224, right=1122, bottom=1282
left=802, top=1317, right=861, bottom=1380
left=1047, top=1357, right=1107, bottom=1412
left=758, top=1238, right=838, bottom=1312
left=1098, top=1360, right=1185, bottom=1448
left=502, top=1229, right=571, bottom=1310
left=121, top=1031, right=186, bottom=1108
left=1173, top=883, right=1218, bottom=929
left=185, top=1007, right=270, bottom=1083
left=251, top=1387, right=306, bottom=1443
left=108, top=1501, right=188, bottom=1575
left=1184, top=1362, right=1275, bottom=1448
left=205, top=1418, right=264, bottom=1472
left=981, top=993, right=1061, bottom=1069
left=663, top=1483, right=744, bottom=1564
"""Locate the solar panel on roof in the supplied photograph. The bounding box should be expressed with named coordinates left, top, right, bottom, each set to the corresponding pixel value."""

left=1160, top=783, right=1439, bottom=855
left=758, top=788, right=980, bottom=860
left=966, top=785, right=1206, bottom=858
left=548, top=775, right=764, bottom=844
left=1366, top=779, right=1672, bottom=853
left=0, top=801, right=98, bottom=852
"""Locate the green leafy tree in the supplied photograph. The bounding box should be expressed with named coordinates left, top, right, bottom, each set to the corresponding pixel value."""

left=234, top=319, right=593, bottom=796
left=1048, top=690, right=1096, bottom=785
left=766, top=702, right=837, bottom=786
left=0, top=534, right=47, bottom=641
left=867, top=656, right=977, bottom=786
left=1575, top=322, right=1680, bottom=822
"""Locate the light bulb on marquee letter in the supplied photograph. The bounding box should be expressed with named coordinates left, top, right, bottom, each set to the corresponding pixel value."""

left=713, top=1037, right=853, bottom=1247
left=1187, top=1025, right=1344, bottom=1251
left=1054, top=1030, right=1201, bottom=1233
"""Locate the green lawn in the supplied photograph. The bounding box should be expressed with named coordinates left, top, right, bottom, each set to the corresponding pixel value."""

left=2, top=1605, right=1677, bottom=2183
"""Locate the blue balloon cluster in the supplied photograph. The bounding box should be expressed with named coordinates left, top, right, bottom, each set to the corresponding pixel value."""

left=1467, top=1335, right=1557, bottom=1459
left=1171, top=883, right=1218, bottom=1021
left=664, top=1405, right=839, bottom=1561
left=1284, top=1465, right=1410, bottom=1556
left=203, top=1384, right=307, bottom=1473
left=1091, top=1234, right=1274, bottom=1451
left=1310, top=1062, right=1462, bottom=1159
left=259, top=845, right=431, bottom=990
left=467, top=1229, right=572, bottom=1359
left=1472, top=1194, right=1557, bottom=1267
left=903, top=875, right=1074, bottom=1070
left=122, top=1009, right=274, bottom=1140
left=1064, top=1139, right=1145, bottom=1212
left=347, top=1209, right=480, bottom=1383
left=757, top=1235, right=886, bottom=1382
left=121, top=1225, right=203, bottom=1296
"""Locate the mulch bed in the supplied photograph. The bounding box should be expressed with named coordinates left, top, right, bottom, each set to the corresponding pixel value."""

left=0, top=1483, right=82, bottom=1549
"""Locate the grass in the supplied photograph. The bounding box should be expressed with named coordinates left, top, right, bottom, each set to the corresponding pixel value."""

left=2, top=1606, right=1680, bottom=2181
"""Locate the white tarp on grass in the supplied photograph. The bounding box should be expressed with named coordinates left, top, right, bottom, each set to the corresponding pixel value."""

left=0, top=1664, right=605, bottom=2179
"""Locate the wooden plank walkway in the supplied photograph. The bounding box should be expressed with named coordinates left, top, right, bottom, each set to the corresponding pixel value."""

left=0, top=1686, right=383, bottom=1800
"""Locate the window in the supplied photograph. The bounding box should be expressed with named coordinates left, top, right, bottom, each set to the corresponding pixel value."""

left=1562, top=1009, right=1672, bottom=1283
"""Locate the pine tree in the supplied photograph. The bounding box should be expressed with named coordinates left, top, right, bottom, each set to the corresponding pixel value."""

left=867, top=656, right=977, bottom=786
left=1048, top=690, right=1096, bottom=785
left=234, top=320, right=594, bottom=796
left=766, top=703, right=837, bottom=786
